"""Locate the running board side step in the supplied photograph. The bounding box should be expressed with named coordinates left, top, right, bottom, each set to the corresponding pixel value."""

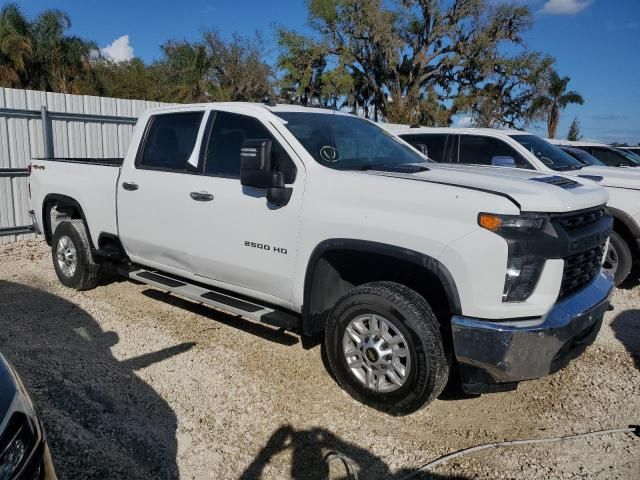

left=0, top=225, right=36, bottom=237
left=127, top=267, right=300, bottom=331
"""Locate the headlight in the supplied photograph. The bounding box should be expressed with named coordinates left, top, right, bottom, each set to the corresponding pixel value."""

left=478, top=212, right=547, bottom=234
left=0, top=355, right=42, bottom=479
left=0, top=413, right=37, bottom=478
left=479, top=212, right=548, bottom=303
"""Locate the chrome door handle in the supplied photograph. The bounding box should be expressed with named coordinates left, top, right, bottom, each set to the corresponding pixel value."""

left=190, top=191, right=214, bottom=201
left=122, top=182, right=139, bottom=191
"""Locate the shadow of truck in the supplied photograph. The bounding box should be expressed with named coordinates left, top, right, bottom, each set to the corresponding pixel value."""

left=0, top=280, right=194, bottom=479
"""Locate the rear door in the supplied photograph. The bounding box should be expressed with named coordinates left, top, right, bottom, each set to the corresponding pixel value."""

left=184, top=109, right=305, bottom=305
left=117, top=109, right=207, bottom=273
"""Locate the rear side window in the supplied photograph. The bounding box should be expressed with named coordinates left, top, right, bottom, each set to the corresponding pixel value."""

left=459, top=135, right=531, bottom=169
left=139, top=112, right=204, bottom=171
left=399, top=134, right=448, bottom=162
left=203, top=111, right=296, bottom=182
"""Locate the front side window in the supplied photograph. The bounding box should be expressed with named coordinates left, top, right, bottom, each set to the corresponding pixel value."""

left=399, top=134, right=448, bottom=162
left=510, top=134, right=582, bottom=171
left=274, top=112, right=428, bottom=171
left=139, top=112, right=204, bottom=171
left=203, top=111, right=296, bottom=181
left=459, top=135, right=532, bottom=169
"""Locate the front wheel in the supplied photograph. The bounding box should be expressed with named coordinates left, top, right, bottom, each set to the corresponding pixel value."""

left=603, top=231, right=632, bottom=286
left=51, top=220, right=101, bottom=290
left=324, top=281, right=449, bottom=415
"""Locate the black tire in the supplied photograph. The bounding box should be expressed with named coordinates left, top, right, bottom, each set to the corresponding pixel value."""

left=51, top=219, right=101, bottom=291
left=324, top=281, right=449, bottom=415
left=604, top=231, right=632, bottom=286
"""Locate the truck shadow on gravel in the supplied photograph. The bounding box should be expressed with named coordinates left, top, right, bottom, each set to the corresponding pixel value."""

left=611, top=309, right=640, bottom=370
left=241, top=425, right=471, bottom=480
left=0, top=280, right=192, bottom=480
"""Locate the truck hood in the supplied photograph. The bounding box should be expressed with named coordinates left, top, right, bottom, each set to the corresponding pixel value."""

left=364, top=163, right=609, bottom=213
left=565, top=165, right=640, bottom=191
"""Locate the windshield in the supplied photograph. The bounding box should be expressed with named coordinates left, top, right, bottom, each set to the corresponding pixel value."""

left=561, top=147, right=605, bottom=166
left=510, top=134, right=583, bottom=171
left=274, top=112, right=429, bottom=171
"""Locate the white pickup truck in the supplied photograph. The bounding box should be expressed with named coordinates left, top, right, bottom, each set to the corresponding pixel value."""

left=28, top=103, right=614, bottom=414
left=395, top=127, right=640, bottom=286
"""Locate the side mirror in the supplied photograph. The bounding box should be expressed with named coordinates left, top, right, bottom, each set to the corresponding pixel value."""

left=241, top=139, right=271, bottom=174
left=491, top=156, right=516, bottom=168
left=240, top=138, right=292, bottom=206
left=412, top=143, right=429, bottom=157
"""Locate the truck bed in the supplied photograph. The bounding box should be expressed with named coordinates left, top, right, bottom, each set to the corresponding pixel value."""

left=29, top=157, right=122, bottom=245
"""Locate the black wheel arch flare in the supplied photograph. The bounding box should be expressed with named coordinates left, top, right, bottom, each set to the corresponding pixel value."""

left=42, top=193, right=95, bottom=248
left=301, top=238, right=462, bottom=336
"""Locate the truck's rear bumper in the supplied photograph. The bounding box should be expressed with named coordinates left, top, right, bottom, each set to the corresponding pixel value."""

left=451, top=271, right=614, bottom=394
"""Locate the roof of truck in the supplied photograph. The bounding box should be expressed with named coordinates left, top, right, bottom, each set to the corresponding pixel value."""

left=145, top=101, right=355, bottom=117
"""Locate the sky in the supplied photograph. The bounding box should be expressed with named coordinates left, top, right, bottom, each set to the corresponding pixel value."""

left=13, top=0, right=640, bottom=144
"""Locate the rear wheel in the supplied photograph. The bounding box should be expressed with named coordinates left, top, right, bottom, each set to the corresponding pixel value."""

left=603, top=231, right=632, bottom=286
left=324, top=281, right=449, bottom=415
left=51, top=220, right=101, bottom=290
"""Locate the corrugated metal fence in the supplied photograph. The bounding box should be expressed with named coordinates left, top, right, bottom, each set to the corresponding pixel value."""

left=0, top=87, right=171, bottom=244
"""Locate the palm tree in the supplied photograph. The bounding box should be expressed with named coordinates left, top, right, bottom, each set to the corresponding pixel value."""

left=0, top=3, right=31, bottom=87
left=159, top=41, right=213, bottom=102
left=28, top=9, right=96, bottom=93
left=531, top=71, right=584, bottom=139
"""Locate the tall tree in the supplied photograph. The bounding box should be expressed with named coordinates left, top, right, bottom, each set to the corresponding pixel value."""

left=159, top=41, right=212, bottom=102
left=282, top=0, right=536, bottom=123
left=204, top=30, right=273, bottom=101
left=567, top=117, right=582, bottom=141
left=455, top=52, right=554, bottom=129
left=276, top=29, right=327, bottom=105
left=28, top=9, right=96, bottom=93
left=530, top=71, right=584, bottom=139
left=0, top=3, right=31, bottom=87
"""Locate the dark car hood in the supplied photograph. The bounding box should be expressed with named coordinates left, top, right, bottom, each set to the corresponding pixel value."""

left=0, top=353, right=18, bottom=422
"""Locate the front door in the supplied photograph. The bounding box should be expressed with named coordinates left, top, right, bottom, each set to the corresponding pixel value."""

left=185, top=109, right=305, bottom=305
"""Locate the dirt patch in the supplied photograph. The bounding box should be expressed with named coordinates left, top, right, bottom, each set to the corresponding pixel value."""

left=1, top=240, right=638, bottom=479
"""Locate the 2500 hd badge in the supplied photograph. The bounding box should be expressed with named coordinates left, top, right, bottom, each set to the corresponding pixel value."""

left=244, top=241, right=288, bottom=255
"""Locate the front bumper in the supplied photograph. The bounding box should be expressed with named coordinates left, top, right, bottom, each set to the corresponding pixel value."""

left=451, top=271, right=614, bottom=394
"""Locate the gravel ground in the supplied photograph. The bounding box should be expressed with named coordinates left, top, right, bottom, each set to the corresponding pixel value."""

left=0, top=240, right=638, bottom=480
